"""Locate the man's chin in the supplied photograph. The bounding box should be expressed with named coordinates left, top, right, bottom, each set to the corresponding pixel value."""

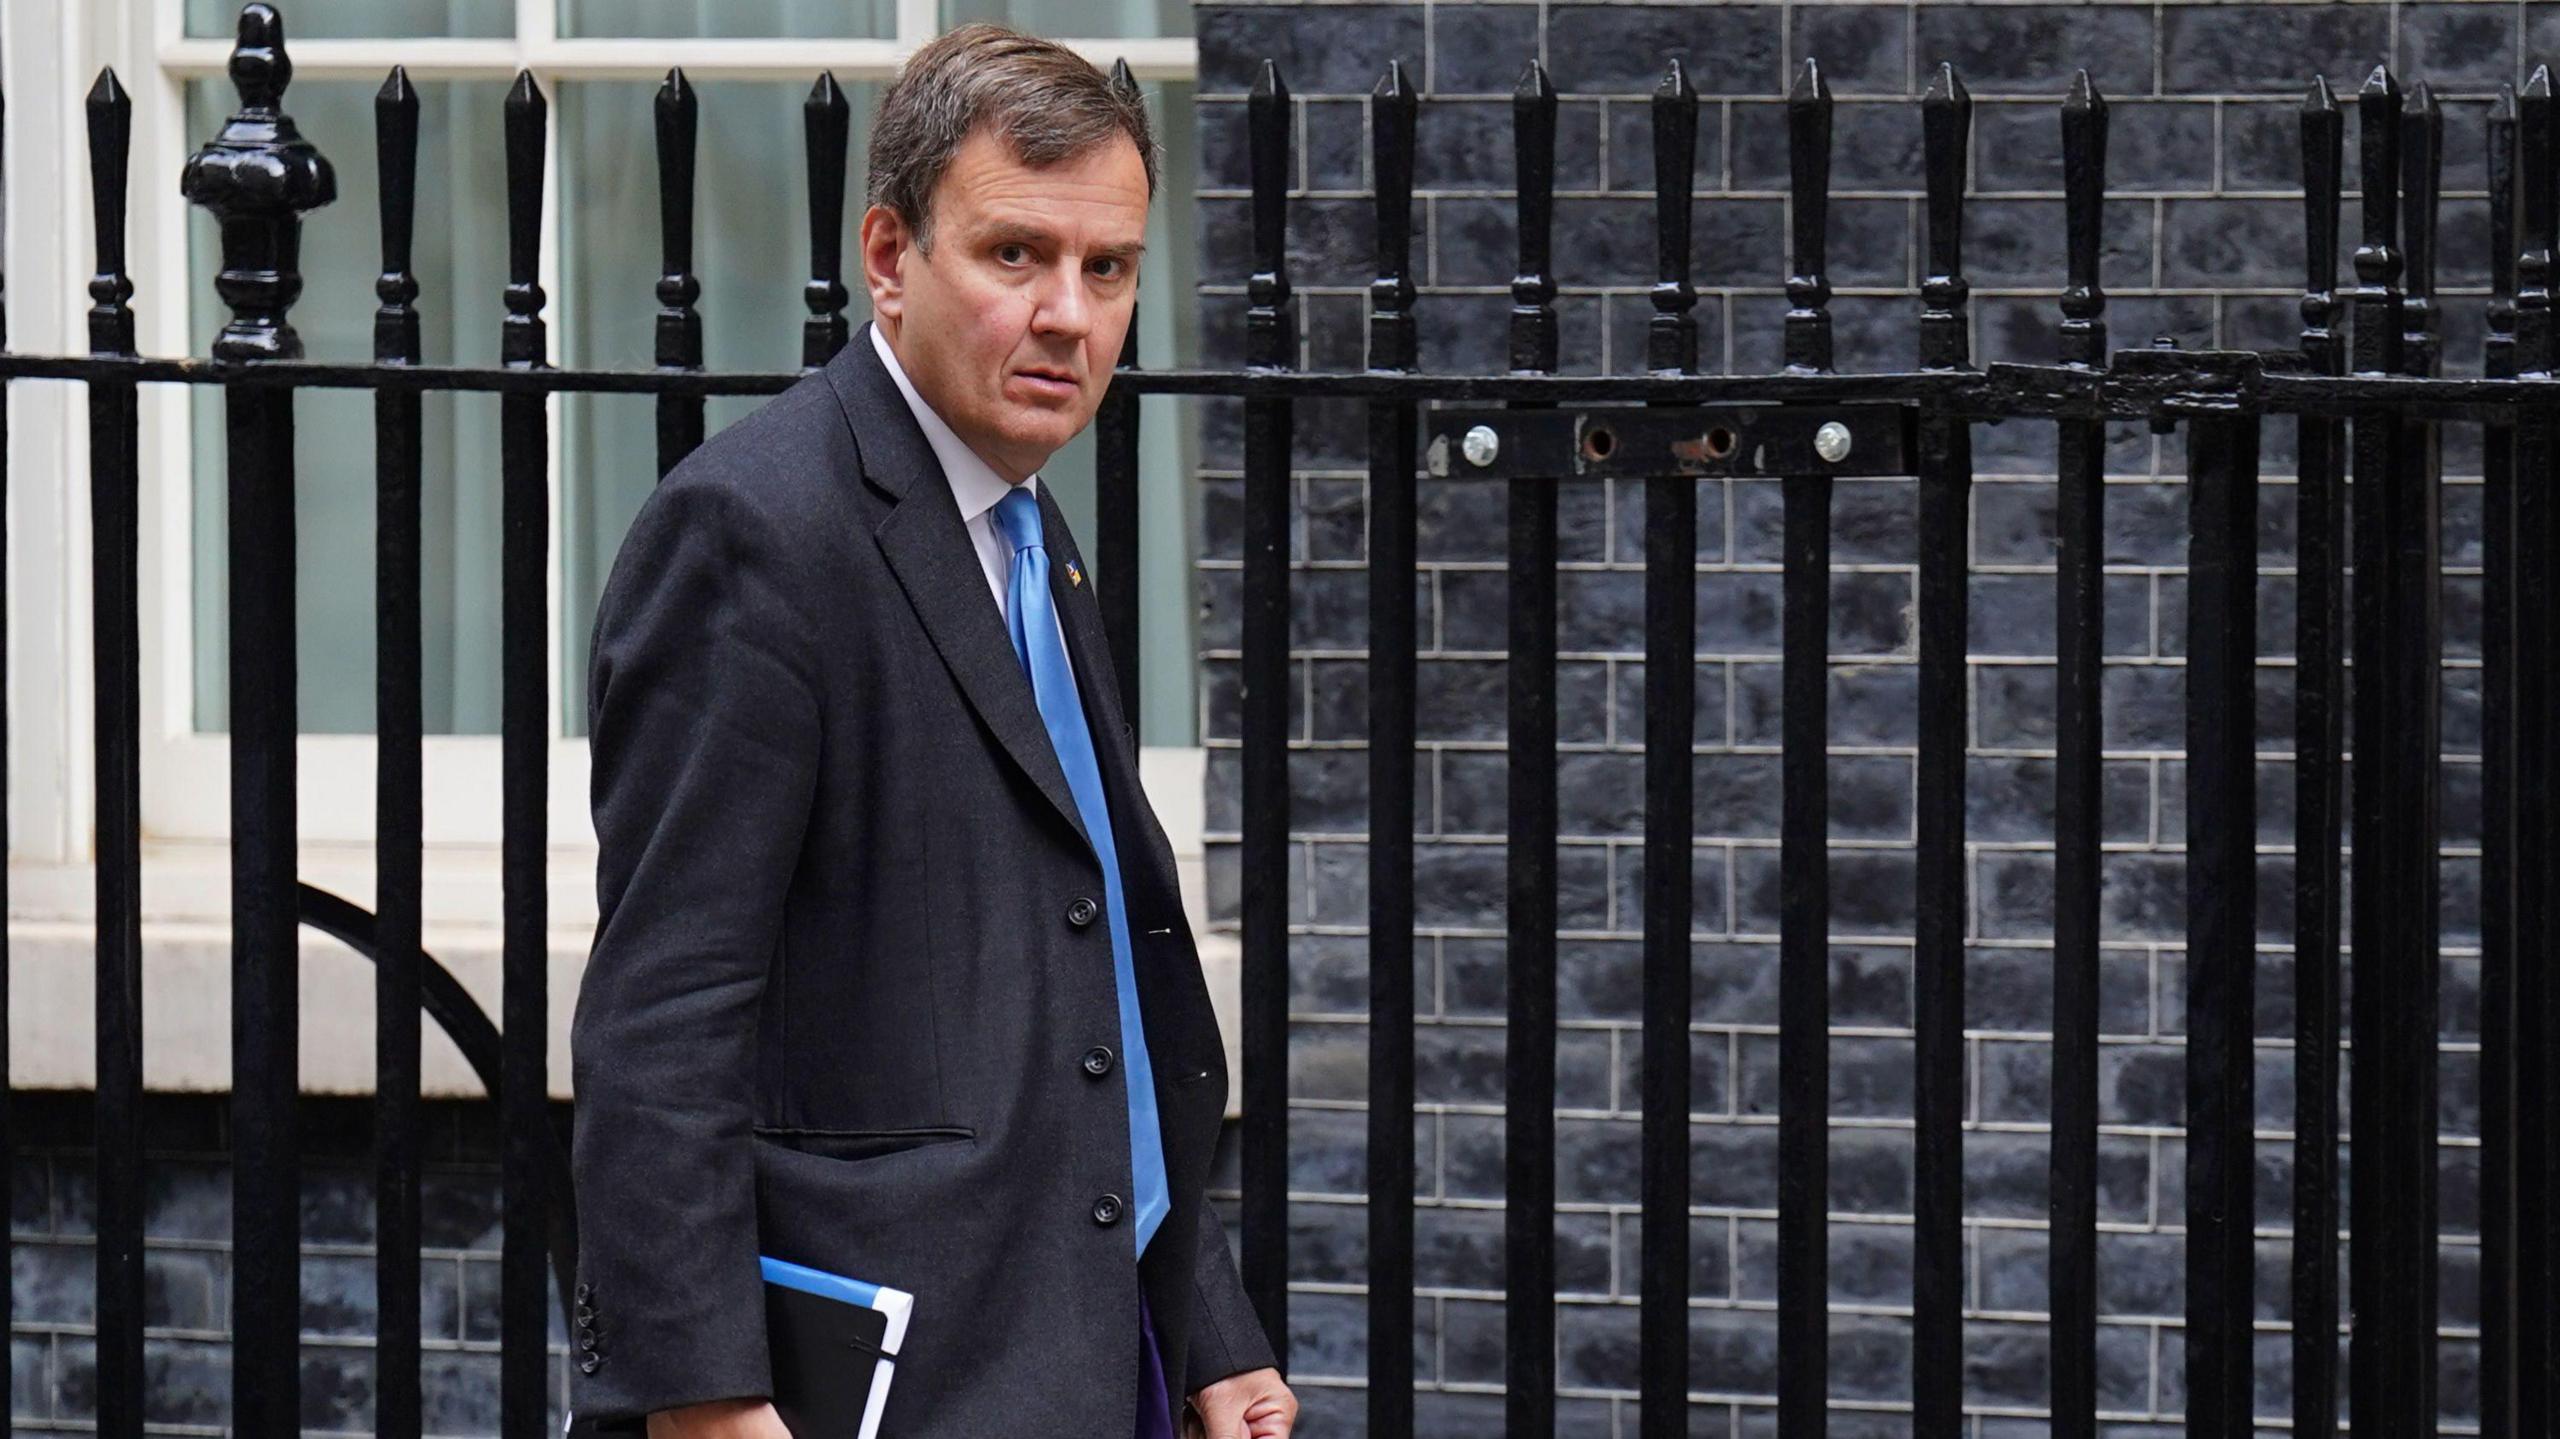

left=996, top=412, right=1090, bottom=455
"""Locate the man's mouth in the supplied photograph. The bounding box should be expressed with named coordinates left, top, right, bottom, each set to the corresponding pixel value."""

left=1010, top=367, right=1080, bottom=398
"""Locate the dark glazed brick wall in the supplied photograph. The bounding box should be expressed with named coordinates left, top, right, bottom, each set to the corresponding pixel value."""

left=6, top=1092, right=576, bottom=1436
left=1190, top=1, right=2523, bottom=1433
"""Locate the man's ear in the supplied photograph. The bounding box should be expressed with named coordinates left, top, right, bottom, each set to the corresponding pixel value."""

left=858, top=203, right=910, bottom=323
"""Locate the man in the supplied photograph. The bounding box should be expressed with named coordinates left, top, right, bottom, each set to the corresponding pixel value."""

left=567, top=25, right=1297, bottom=1439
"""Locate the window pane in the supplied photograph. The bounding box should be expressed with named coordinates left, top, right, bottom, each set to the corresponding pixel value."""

left=187, top=0, right=513, bottom=39
left=941, top=0, right=1191, bottom=39
left=558, top=0, right=894, bottom=39
left=186, top=78, right=515, bottom=737
left=554, top=79, right=880, bottom=740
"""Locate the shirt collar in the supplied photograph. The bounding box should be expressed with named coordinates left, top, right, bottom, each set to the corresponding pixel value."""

left=868, top=321, right=1037, bottom=525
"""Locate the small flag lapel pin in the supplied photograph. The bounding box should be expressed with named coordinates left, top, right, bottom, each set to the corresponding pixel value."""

left=1066, top=560, right=1084, bottom=587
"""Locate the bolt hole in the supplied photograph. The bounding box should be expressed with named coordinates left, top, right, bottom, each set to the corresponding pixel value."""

left=1582, top=424, right=1617, bottom=462
left=1703, top=426, right=1738, bottom=460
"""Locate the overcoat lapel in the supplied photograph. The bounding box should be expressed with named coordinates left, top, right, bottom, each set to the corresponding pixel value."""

left=824, top=326, right=1092, bottom=855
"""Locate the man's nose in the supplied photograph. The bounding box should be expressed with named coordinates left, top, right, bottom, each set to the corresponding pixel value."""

left=1030, top=262, right=1093, bottom=340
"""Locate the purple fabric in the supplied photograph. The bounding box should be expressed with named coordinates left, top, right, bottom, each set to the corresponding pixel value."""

left=1136, top=1290, right=1178, bottom=1439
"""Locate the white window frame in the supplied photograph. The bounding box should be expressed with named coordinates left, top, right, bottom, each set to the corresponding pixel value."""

left=6, top=0, right=1222, bottom=1028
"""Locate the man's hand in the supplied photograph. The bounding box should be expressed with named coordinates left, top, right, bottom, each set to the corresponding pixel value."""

left=1183, top=1367, right=1297, bottom=1439
left=645, top=1398, right=792, bottom=1439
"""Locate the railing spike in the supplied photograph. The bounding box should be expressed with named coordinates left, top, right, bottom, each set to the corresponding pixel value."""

left=1921, top=62, right=1972, bottom=370
left=374, top=65, right=421, bottom=355
left=802, top=71, right=851, bottom=369
left=501, top=70, right=548, bottom=370
left=2518, top=69, right=2553, bottom=379
left=2492, top=83, right=2518, bottom=310
left=654, top=65, right=704, bottom=473
left=1369, top=59, right=1418, bottom=373
left=1510, top=58, right=1558, bottom=374
left=2353, top=64, right=2404, bottom=301
left=1650, top=56, right=1699, bottom=375
left=1784, top=56, right=1833, bottom=373
left=85, top=67, right=135, bottom=358
left=2059, top=69, right=2109, bottom=369
left=2299, top=74, right=2344, bottom=374
left=1791, top=54, right=1826, bottom=104
left=2400, top=79, right=2444, bottom=377
left=1246, top=60, right=1294, bottom=370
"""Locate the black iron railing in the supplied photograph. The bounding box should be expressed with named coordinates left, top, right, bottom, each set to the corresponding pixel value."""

left=6, top=2, right=2555, bottom=1435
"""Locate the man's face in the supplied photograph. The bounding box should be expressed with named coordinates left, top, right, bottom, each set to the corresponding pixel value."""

left=862, top=125, right=1149, bottom=484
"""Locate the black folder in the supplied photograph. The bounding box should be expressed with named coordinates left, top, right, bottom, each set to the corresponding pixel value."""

left=760, top=1254, right=909, bottom=1438
left=557, top=1256, right=907, bottom=1439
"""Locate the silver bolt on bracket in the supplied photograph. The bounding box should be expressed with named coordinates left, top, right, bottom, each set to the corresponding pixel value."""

left=1461, top=424, right=1500, bottom=468
left=1813, top=421, right=1853, bottom=464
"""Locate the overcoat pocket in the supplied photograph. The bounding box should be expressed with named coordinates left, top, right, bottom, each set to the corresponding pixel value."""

left=750, top=1124, right=976, bottom=1164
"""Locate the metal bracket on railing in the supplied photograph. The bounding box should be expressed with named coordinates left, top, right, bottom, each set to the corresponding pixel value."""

left=2105, top=344, right=2310, bottom=431
left=1423, top=403, right=1915, bottom=479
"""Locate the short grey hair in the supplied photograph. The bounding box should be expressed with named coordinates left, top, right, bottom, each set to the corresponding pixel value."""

left=867, top=23, right=1159, bottom=249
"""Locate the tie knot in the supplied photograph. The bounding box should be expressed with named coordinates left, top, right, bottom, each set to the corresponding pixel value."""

left=994, top=484, right=1043, bottom=552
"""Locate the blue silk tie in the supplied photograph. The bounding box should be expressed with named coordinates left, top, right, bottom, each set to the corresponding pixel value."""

left=994, top=484, right=1169, bottom=1258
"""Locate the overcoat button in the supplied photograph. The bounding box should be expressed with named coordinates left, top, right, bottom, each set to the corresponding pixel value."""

left=1081, top=1045, right=1115, bottom=1077
left=1092, top=1193, right=1124, bottom=1225
left=579, top=1354, right=602, bottom=1375
left=1067, top=897, right=1100, bottom=927
left=574, top=1281, right=592, bottom=1302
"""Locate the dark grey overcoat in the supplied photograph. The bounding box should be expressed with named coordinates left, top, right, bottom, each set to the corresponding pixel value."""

left=565, top=321, right=1276, bottom=1435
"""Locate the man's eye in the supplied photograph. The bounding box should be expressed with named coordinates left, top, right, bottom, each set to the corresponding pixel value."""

left=1091, top=258, right=1126, bottom=280
left=996, top=244, right=1031, bottom=265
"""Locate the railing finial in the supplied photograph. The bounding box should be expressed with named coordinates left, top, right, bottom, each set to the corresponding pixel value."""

left=180, top=3, right=336, bottom=361
left=231, top=3, right=289, bottom=112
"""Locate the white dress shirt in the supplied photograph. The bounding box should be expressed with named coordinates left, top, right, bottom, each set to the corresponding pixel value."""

left=868, top=324, right=1084, bottom=704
